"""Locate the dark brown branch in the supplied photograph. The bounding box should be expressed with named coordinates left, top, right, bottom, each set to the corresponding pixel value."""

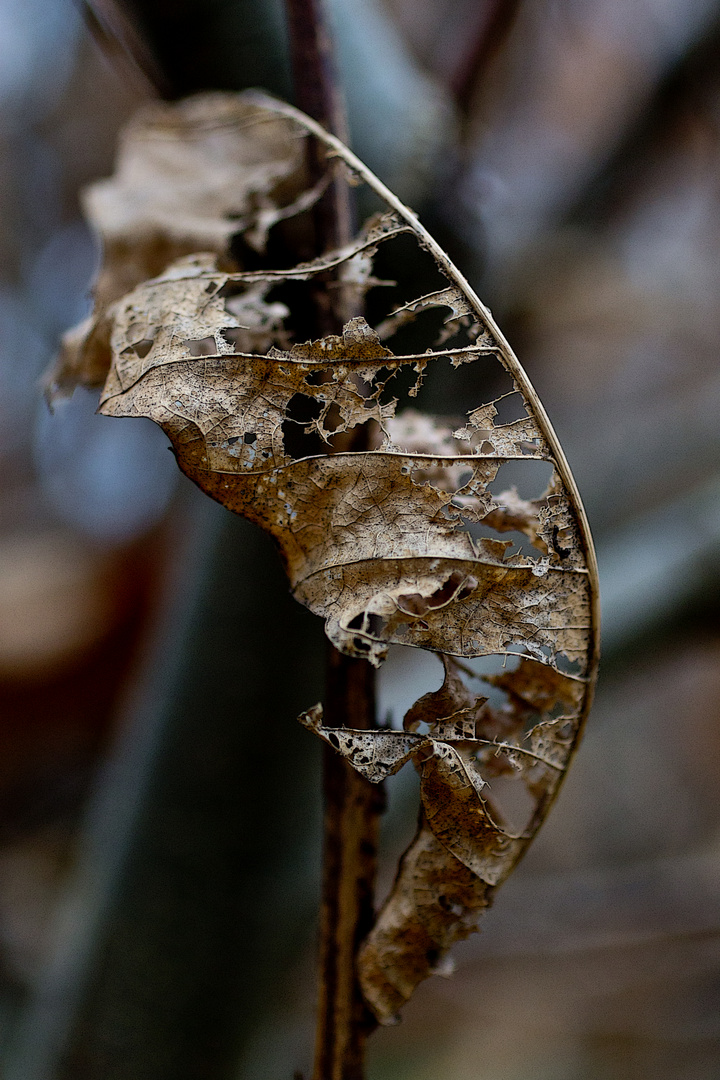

left=286, top=0, right=347, bottom=143
left=314, top=650, right=383, bottom=1080
left=284, top=3, right=381, bottom=1078
left=286, top=0, right=354, bottom=260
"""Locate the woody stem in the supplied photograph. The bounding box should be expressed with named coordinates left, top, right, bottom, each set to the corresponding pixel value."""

left=284, top=2, right=381, bottom=1078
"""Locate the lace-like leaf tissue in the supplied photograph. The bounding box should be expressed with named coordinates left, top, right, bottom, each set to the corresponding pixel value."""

left=87, top=91, right=599, bottom=1024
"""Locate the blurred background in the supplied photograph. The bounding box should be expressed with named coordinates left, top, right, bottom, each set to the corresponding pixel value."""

left=0, top=0, right=718, bottom=1077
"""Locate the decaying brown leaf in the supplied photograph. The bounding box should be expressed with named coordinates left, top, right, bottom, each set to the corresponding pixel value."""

left=84, top=91, right=599, bottom=1024
left=47, top=92, right=309, bottom=398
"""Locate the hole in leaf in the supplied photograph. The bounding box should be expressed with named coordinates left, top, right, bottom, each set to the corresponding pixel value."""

left=489, top=460, right=555, bottom=501
left=282, top=393, right=326, bottom=458
left=322, top=401, right=342, bottom=434
left=326, top=418, right=380, bottom=454
left=484, top=771, right=536, bottom=835
left=348, top=611, right=388, bottom=637
left=184, top=336, right=217, bottom=357
left=555, top=654, right=582, bottom=676
left=218, top=327, right=246, bottom=350
left=397, top=571, right=476, bottom=618
left=462, top=520, right=541, bottom=561
left=492, top=392, right=527, bottom=424
left=381, top=305, right=450, bottom=355
left=132, top=338, right=154, bottom=359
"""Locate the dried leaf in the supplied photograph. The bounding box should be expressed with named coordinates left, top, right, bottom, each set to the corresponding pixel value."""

left=92, top=92, right=599, bottom=1024
left=356, top=824, right=492, bottom=1023
left=47, top=92, right=307, bottom=398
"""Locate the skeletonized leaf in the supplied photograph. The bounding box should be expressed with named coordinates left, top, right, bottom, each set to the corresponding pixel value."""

left=47, top=92, right=308, bottom=398
left=94, top=92, right=599, bottom=1023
